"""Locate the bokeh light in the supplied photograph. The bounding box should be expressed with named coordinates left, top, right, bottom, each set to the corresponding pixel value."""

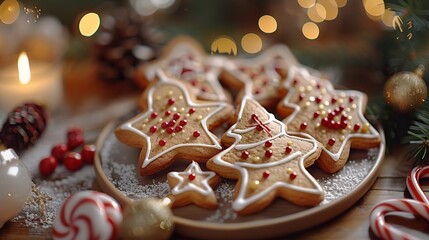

left=319, top=0, right=338, bottom=21
left=363, top=0, right=385, bottom=18
left=298, top=0, right=316, bottom=8
left=382, top=9, right=396, bottom=27
left=241, top=33, right=263, bottom=54
left=335, top=0, right=348, bottom=8
left=211, top=36, right=237, bottom=55
left=0, top=0, right=20, bottom=24
left=79, top=13, right=100, bottom=37
left=302, top=22, right=319, bottom=40
left=258, top=15, right=277, bottom=34
left=307, top=3, right=326, bottom=23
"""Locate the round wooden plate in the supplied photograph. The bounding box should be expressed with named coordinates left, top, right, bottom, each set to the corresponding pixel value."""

left=94, top=112, right=385, bottom=240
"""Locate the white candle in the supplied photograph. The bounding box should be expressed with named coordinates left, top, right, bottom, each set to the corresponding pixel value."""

left=0, top=52, right=63, bottom=112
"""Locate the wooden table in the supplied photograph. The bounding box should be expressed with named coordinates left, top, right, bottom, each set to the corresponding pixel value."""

left=1, top=61, right=429, bottom=239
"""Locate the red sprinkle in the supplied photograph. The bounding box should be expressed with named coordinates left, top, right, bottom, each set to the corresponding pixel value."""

left=151, top=112, right=158, bottom=119
left=165, top=110, right=171, bottom=116
left=168, top=98, right=175, bottom=105
left=168, top=120, right=176, bottom=127
left=159, top=139, right=167, bottom=146
left=161, top=122, right=169, bottom=129
left=166, top=127, right=174, bottom=134
left=263, top=171, right=270, bottom=179
left=265, top=150, right=273, bottom=158
left=349, top=97, right=354, bottom=103
left=188, top=108, right=196, bottom=114
left=300, top=123, right=307, bottom=130
left=256, top=125, right=264, bottom=131
left=175, top=125, right=183, bottom=132
left=353, top=123, right=360, bottom=131
left=328, top=138, right=336, bottom=146
left=265, top=141, right=273, bottom=148
left=173, top=113, right=181, bottom=120
left=315, top=97, right=322, bottom=104
left=313, top=112, right=320, bottom=119
left=150, top=126, right=157, bottom=133
left=241, top=151, right=249, bottom=159
left=191, top=79, right=198, bottom=86
left=285, top=146, right=292, bottom=154
left=193, top=131, right=201, bottom=137
left=331, top=97, right=337, bottom=104
left=188, top=173, right=196, bottom=181
left=289, top=172, right=297, bottom=180
left=179, top=119, right=188, bottom=126
left=254, top=88, right=261, bottom=95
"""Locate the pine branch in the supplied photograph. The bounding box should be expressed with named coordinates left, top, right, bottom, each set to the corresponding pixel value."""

left=404, top=102, right=429, bottom=165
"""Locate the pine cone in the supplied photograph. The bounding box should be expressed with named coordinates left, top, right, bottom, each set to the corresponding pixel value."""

left=93, top=7, right=164, bottom=84
left=0, top=103, right=47, bottom=152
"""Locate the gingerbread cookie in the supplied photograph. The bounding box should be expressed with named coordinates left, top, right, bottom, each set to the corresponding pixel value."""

left=136, top=36, right=230, bottom=102
left=115, top=70, right=234, bottom=176
left=221, top=45, right=298, bottom=109
left=207, top=97, right=324, bottom=215
left=167, top=161, right=220, bottom=209
left=277, top=66, right=381, bottom=173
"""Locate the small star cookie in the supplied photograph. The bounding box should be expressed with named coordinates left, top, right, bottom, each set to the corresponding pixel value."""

left=277, top=66, right=381, bottom=173
left=136, top=35, right=230, bottom=102
left=207, top=97, right=324, bottom=215
left=221, top=45, right=298, bottom=108
left=168, top=161, right=220, bottom=209
left=115, top=71, right=234, bottom=176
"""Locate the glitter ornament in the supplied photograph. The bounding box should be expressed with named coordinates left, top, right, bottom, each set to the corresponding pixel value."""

left=121, top=198, right=174, bottom=240
left=0, top=103, right=47, bottom=152
left=384, top=66, right=427, bottom=113
left=0, top=149, right=32, bottom=228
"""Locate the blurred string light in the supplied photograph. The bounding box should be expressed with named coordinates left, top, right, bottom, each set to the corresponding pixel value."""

left=258, top=15, right=277, bottom=33
left=362, top=0, right=399, bottom=29
left=23, top=5, right=41, bottom=23
left=299, top=0, right=347, bottom=40
left=129, top=0, right=175, bottom=16
left=211, top=35, right=237, bottom=55
left=302, top=22, right=319, bottom=40
left=79, top=12, right=100, bottom=37
left=0, top=0, right=20, bottom=24
left=241, top=33, right=262, bottom=54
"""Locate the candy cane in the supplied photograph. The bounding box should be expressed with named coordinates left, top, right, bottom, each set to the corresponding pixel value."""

left=52, top=191, right=122, bottom=240
left=406, top=166, right=429, bottom=204
left=370, top=198, right=429, bottom=240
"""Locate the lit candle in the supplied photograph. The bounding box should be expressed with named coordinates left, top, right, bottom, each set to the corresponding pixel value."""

left=0, top=52, right=62, bottom=112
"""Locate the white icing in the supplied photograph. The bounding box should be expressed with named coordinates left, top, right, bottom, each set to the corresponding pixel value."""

left=211, top=96, right=323, bottom=211
left=145, top=41, right=228, bottom=101
left=118, top=70, right=227, bottom=168
left=168, top=161, right=217, bottom=197
left=280, top=66, right=380, bottom=162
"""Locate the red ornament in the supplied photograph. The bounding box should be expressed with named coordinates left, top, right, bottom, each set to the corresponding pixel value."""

left=265, top=141, right=273, bottom=148
left=300, top=123, right=307, bottom=130
left=179, top=119, right=187, bottom=126
left=241, top=151, right=249, bottom=159
left=81, top=144, right=96, bottom=164
left=289, top=172, right=297, bottom=180
left=263, top=171, right=270, bottom=179
left=328, top=138, right=336, bottom=146
left=188, top=173, right=196, bottom=181
left=265, top=150, right=273, bottom=158
left=39, top=156, right=58, bottom=177
left=188, top=108, right=196, bottom=114
left=63, top=152, right=83, bottom=172
left=51, top=144, right=68, bottom=161
left=173, top=113, right=181, bottom=120
left=193, top=130, right=201, bottom=138
left=175, top=125, right=183, bottom=132
left=149, top=126, right=157, bottom=133
left=151, top=112, right=158, bottom=119
left=159, top=139, right=167, bottom=146
left=285, top=146, right=292, bottom=154
left=168, top=98, right=175, bottom=105
left=166, top=127, right=174, bottom=134
left=67, top=134, right=84, bottom=150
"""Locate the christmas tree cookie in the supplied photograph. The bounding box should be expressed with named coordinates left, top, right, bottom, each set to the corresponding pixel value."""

left=207, top=97, right=324, bottom=215
left=115, top=71, right=234, bottom=176
left=136, top=35, right=230, bottom=102
left=277, top=66, right=381, bottom=173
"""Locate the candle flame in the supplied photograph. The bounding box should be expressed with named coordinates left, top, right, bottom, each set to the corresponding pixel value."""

left=18, top=52, right=31, bottom=85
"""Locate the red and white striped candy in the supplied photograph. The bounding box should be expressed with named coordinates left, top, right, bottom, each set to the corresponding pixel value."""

left=406, top=166, right=429, bottom=204
left=52, top=191, right=122, bottom=240
left=370, top=198, right=429, bottom=240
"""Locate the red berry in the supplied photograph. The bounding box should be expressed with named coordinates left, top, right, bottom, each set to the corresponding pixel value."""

left=67, top=127, right=83, bottom=139
left=81, top=145, right=96, bottom=164
left=193, top=131, right=201, bottom=138
left=39, top=156, right=58, bottom=177
left=51, top=144, right=68, bottom=162
left=63, top=152, right=83, bottom=172
left=67, top=134, right=84, bottom=150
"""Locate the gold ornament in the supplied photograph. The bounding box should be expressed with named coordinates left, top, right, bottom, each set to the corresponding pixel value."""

left=121, top=197, right=174, bottom=240
left=384, top=66, right=427, bottom=112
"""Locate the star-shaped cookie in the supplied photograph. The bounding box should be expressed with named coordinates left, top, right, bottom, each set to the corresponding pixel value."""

left=167, top=161, right=220, bottom=209
left=221, top=45, right=298, bottom=108
left=277, top=66, right=381, bottom=173
left=207, top=97, right=324, bottom=215
left=115, top=71, right=234, bottom=176
left=136, top=36, right=230, bottom=102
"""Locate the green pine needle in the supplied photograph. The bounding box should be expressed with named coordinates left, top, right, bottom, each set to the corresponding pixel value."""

left=404, top=102, right=429, bottom=165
